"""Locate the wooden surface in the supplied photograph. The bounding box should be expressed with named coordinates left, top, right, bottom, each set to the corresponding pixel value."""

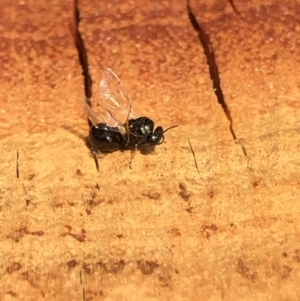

left=1, top=0, right=300, bottom=300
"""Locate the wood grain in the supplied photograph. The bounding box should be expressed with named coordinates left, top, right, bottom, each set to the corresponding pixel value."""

left=0, top=0, right=300, bottom=300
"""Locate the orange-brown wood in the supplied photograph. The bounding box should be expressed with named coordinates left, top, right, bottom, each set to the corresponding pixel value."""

left=1, top=0, right=300, bottom=300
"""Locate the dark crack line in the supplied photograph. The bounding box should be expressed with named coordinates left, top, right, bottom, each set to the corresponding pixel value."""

left=228, top=0, right=240, bottom=16
left=188, top=139, right=200, bottom=174
left=72, top=0, right=100, bottom=171
left=80, top=269, right=86, bottom=301
left=22, top=183, right=27, bottom=194
left=73, top=0, right=93, bottom=106
left=16, top=150, right=19, bottom=179
left=186, top=0, right=248, bottom=158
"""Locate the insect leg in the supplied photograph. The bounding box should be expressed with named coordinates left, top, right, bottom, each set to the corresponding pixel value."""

left=129, top=143, right=138, bottom=169
left=90, top=147, right=100, bottom=172
left=124, top=104, right=132, bottom=147
left=93, top=153, right=99, bottom=171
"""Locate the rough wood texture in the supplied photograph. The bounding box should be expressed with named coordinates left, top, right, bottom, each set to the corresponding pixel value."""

left=1, top=0, right=300, bottom=300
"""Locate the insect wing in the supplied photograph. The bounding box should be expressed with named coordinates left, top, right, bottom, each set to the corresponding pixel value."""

left=86, top=68, right=139, bottom=127
left=100, top=68, right=139, bottom=125
left=83, top=99, right=104, bottom=126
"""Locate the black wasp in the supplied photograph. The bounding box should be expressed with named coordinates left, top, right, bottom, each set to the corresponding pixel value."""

left=84, top=68, right=176, bottom=169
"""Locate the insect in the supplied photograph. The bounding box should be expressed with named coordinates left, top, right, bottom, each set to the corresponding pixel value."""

left=84, top=68, right=177, bottom=169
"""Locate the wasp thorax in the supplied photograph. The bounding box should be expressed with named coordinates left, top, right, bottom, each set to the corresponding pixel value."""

left=141, top=124, right=152, bottom=135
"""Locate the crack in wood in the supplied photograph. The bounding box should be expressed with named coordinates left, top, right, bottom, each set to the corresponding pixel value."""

left=79, top=269, right=86, bottom=301
left=188, top=139, right=199, bottom=174
left=16, top=150, right=19, bottom=179
left=73, top=0, right=93, bottom=102
left=228, top=0, right=240, bottom=16
left=72, top=0, right=99, bottom=171
left=186, top=0, right=248, bottom=159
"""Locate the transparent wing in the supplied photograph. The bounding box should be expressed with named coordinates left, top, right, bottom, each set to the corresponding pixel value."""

left=84, top=68, right=139, bottom=127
